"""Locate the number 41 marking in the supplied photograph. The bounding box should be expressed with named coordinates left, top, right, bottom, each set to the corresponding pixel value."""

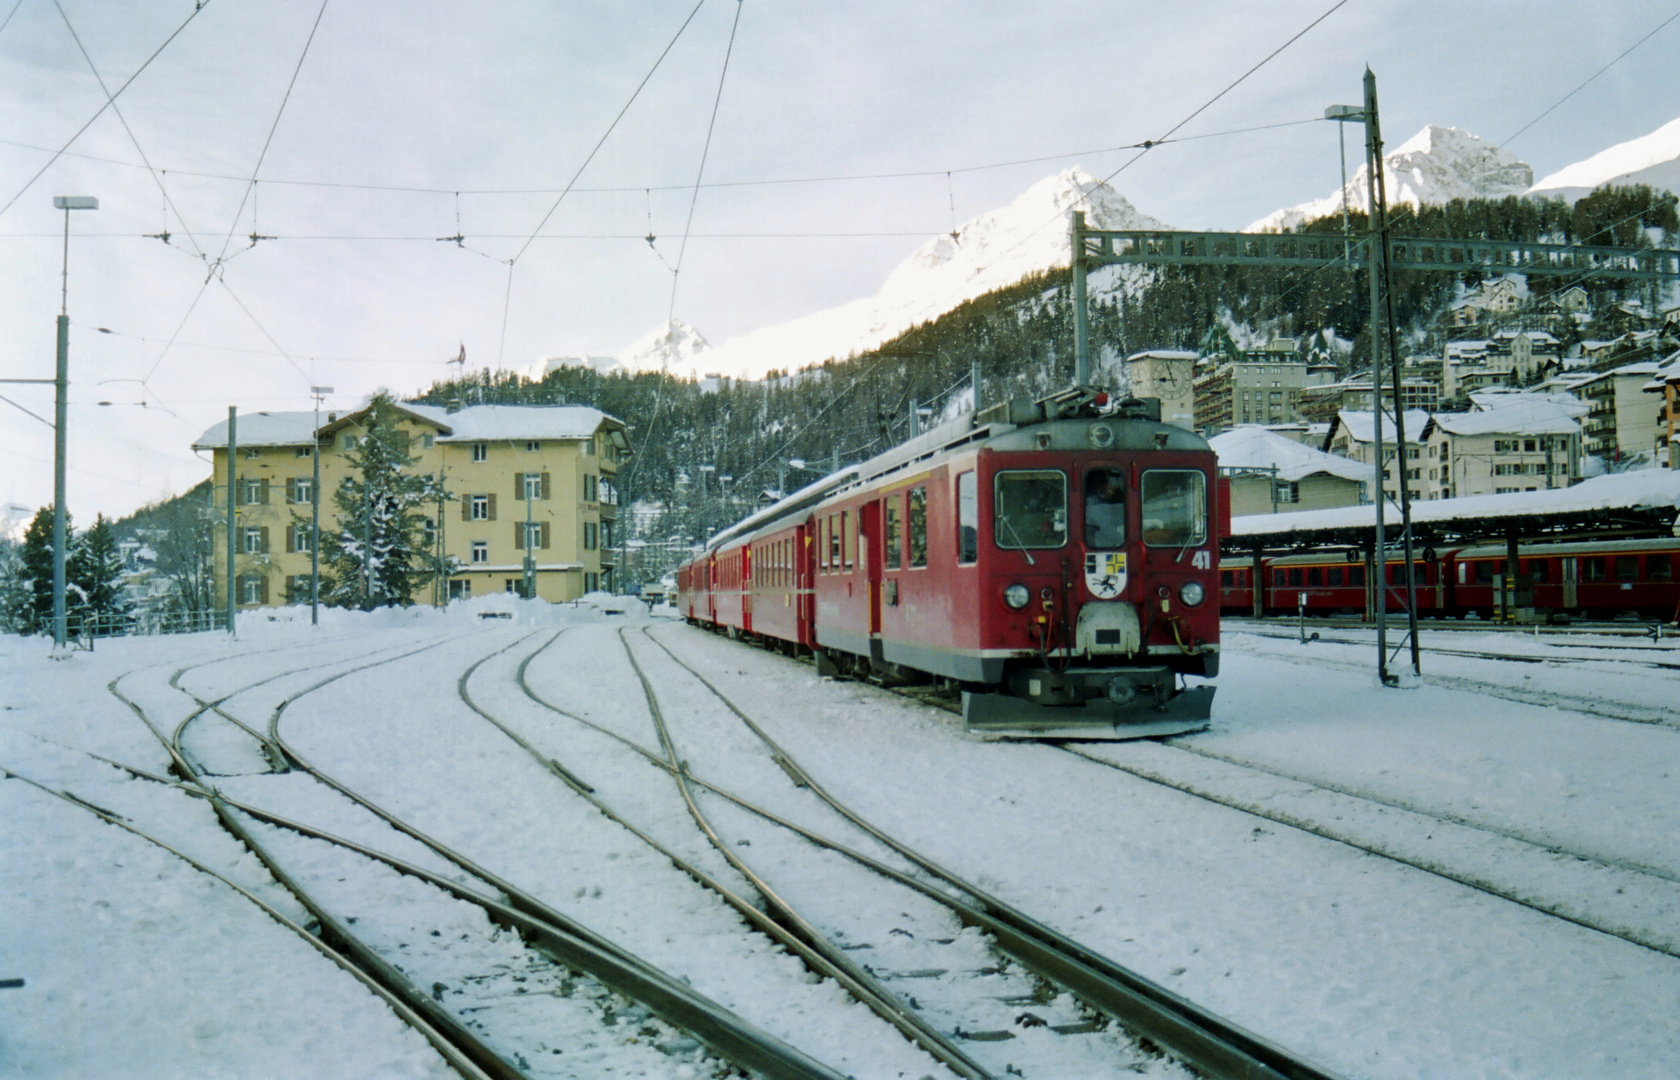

left=1191, top=550, right=1211, bottom=570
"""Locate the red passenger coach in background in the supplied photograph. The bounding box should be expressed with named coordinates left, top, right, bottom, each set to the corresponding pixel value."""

left=677, top=388, right=1224, bottom=739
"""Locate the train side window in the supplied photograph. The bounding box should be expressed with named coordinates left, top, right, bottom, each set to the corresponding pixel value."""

left=1328, top=567, right=1343, bottom=587
left=884, top=495, right=903, bottom=569
left=1307, top=567, right=1322, bottom=586
left=1288, top=567, right=1302, bottom=587
left=1615, top=555, right=1639, bottom=581
left=957, top=471, right=978, bottom=564
left=908, top=487, right=928, bottom=568
left=842, top=510, right=854, bottom=571
left=1349, top=565, right=1365, bottom=587
left=1651, top=553, right=1673, bottom=581
left=1274, top=569, right=1285, bottom=587
left=993, top=470, right=1067, bottom=550
left=1474, top=560, right=1493, bottom=585
left=1582, top=556, right=1606, bottom=582
left=1525, top=559, right=1548, bottom=584
left=1220, top=570, right=1234, bottom=587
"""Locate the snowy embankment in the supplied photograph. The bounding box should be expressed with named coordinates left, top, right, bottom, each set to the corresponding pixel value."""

left=5, top=601, right=1680, bottom=1079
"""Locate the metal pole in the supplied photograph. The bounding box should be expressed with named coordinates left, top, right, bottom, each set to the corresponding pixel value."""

left=363, top=478, right=371, bottom=605
left=523, top=491, right=535, bottom=598
left=311, top=399, right=321, bottom=624
left=52, top=316, right=68, bottom=648
left=226, top=406, right=237, bottom=637
left=1071, top=209, right=1090, bottom=387
left=972, top=357, right=983, bottom=412
left=1368, top=68, right=1423, bottom=677
left=1361, top=71, right=1391, bottom=686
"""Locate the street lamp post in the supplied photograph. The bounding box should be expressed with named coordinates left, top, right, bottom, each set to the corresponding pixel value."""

left=310, top=387, right=333, bottom=625
left=51, top=195, right=97, bottom=648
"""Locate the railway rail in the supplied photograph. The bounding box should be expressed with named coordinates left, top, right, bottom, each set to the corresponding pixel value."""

left=493, top=622, right=1346, bottom=1080
left=110, top=633, right=846, bottom=1080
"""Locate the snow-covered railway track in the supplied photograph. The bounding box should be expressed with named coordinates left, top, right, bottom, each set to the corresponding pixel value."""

left=1240, top=626, right=1680, bottom=672
left=531, top=624, right=1343, bottom=1080
left=1232, top=631, right=1680, bottom=728
left=0, top=761, right=503, bottom=1080
left=1058, top=740, right=1680, bottom=961
left=117, top=636, right=840, bottom=1080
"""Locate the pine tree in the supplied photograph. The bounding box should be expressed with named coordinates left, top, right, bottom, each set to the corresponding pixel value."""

left=69, top=514, right=132, bottom=634
left=12, top=506, right=64, bottom=635
left=319, top=396, right=451, bottom=610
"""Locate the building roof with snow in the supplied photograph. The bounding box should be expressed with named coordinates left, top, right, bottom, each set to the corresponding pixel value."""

left=1325, top=409, right=1433, bottom=448
left=193, top=403, right=628, bottom=451
left=1210, top=426, right=1374, bottom=484
left=191, top=411, right=318, bottom=449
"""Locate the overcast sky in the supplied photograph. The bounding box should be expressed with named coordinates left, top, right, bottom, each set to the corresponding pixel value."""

left=3, top=0, right=1677, bottom=525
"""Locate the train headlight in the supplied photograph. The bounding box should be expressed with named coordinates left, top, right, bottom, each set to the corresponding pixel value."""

left=1179, top=581, right=1205, bottom=607
left=1003, top=583, right=1031, bottom=610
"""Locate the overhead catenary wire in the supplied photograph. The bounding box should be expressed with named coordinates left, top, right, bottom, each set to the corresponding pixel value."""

left=0, top=0, right=215, bottom=221
left=213, top=0, right=331, bottom=266
left=1501, top=7, right=1680, bottom=148
left=52, top=1, right=206, bottom=260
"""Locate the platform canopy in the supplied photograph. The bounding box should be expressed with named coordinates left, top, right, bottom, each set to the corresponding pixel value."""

left=1223, top=469, right=1680, bottom=553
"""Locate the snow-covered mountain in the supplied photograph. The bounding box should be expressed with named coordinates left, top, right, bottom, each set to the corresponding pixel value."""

left=1247, top=125, right=1533, bottom=233
left=530, top=319, right=710, bottom=379
left=610, top=168, right=1167, bottom=382
left=1528, top=115, right=1680, bottom=202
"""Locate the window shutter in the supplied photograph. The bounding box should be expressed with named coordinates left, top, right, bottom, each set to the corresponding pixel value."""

left=487, top=494, right=497, bottom=521
left=258, top=575, right=269, bottom=604
left=541, top=472, right=551, bottom=500
left=514, top=472, right=524, bottom=499
left=541, top=522, right=550, bottom=550
left=259, top=479, right=270, bottom=505
left=286, top=525, right=295, bottom=554
left=513, top=521, right=523, bottom=550
left=461, top=496, right=471, bottom=522
left=259, top=526, right=270, bottom=554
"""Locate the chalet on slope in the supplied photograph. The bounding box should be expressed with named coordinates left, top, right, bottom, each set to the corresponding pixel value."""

left=1210, top=426, right=1375, bottom=515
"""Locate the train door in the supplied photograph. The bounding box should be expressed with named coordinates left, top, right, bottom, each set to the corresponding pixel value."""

left=707, top=553, right=718, bottom=624
left=741, top=545, right=753, bottom=634
left=1562, top=556, right=1578, bottom=609
left=862, top=500, right=883, bottom=638
left=796, top=523, right=814, bottom=647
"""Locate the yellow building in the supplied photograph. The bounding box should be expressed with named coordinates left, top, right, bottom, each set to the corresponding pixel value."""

left=193, top=402, right=630, bottom=608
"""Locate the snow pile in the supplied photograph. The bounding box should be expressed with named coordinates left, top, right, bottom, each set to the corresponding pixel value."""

left=637, top=168, right=1167, bottom=382
left=1529, top=115, right=1680, bottom=201
left=1249, top=125, right=1533, bottom=233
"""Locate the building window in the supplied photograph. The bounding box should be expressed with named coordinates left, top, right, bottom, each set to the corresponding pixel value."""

left=290, top=525, right=313, bottom=554
left=584, top=521, right=597, bottom=550
left=422, top=517, right=435, bottom=548
left=289, top=477, right=313, bottom=504
left=471, top=495, right=490, bottom=521
left=523, top=473, right=543, bottom=500
left=294, top=446, right=311, bottom=458
left=243, top=526, right=265, bottom=554
left=471, top=541, right=488, bottom=563
left=472, top=442, right=488, bottom=462
left=239, top=574, right=265, bottom=605
left=525, top=440, right=540, bottom=452
left=341, top=434, right=357, bottom=450
left=420, top=433, right=435, bottom=449
left=449, top=579, right=472, bottom=600
left=523, top=521, right=545, bottom=549
left=241, top=478, right=265, bottom=505
left=584, top=474, right=597, bottom=502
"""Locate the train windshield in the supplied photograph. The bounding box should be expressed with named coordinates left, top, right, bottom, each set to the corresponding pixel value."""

left=1140, top=469, right=1207, bottom=548
left=994, top=470, right=1066, bottom=550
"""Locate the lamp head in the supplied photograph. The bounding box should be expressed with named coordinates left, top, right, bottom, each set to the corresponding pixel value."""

left=53, top=196, right=98, bottom=210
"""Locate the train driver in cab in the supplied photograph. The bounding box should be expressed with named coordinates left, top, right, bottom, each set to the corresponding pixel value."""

left=1085, top=469, right=1126, bottom=550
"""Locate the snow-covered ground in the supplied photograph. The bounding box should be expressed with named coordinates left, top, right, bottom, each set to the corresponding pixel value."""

left=5, top=604, right=1680, bottom=1078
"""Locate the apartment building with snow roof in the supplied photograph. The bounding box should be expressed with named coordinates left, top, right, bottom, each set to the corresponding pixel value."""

left=192, top=402, right=630, bottom=609
left=1418, top=394, right=1584, bottom=499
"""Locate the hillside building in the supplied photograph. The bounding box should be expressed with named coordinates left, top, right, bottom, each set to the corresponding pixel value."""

left=1322, top=409, right=1433, bottom=504
left=1418, top=396, right=1584, bottom=499
left=1192, top=357, right=1319, bottom=433
left=192, top=402, right=630, bottom=610
left=1645, top=350, right=1680, bottom=468
left=1573, top=362, right=1665, bottom=464
left=1210, top=426, right=1374, bottom=515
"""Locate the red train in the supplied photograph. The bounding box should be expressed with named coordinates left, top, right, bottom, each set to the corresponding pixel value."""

left=1220, top=536, right=1680, bottom=621
left=677, top=390, right=1226, bottom=739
